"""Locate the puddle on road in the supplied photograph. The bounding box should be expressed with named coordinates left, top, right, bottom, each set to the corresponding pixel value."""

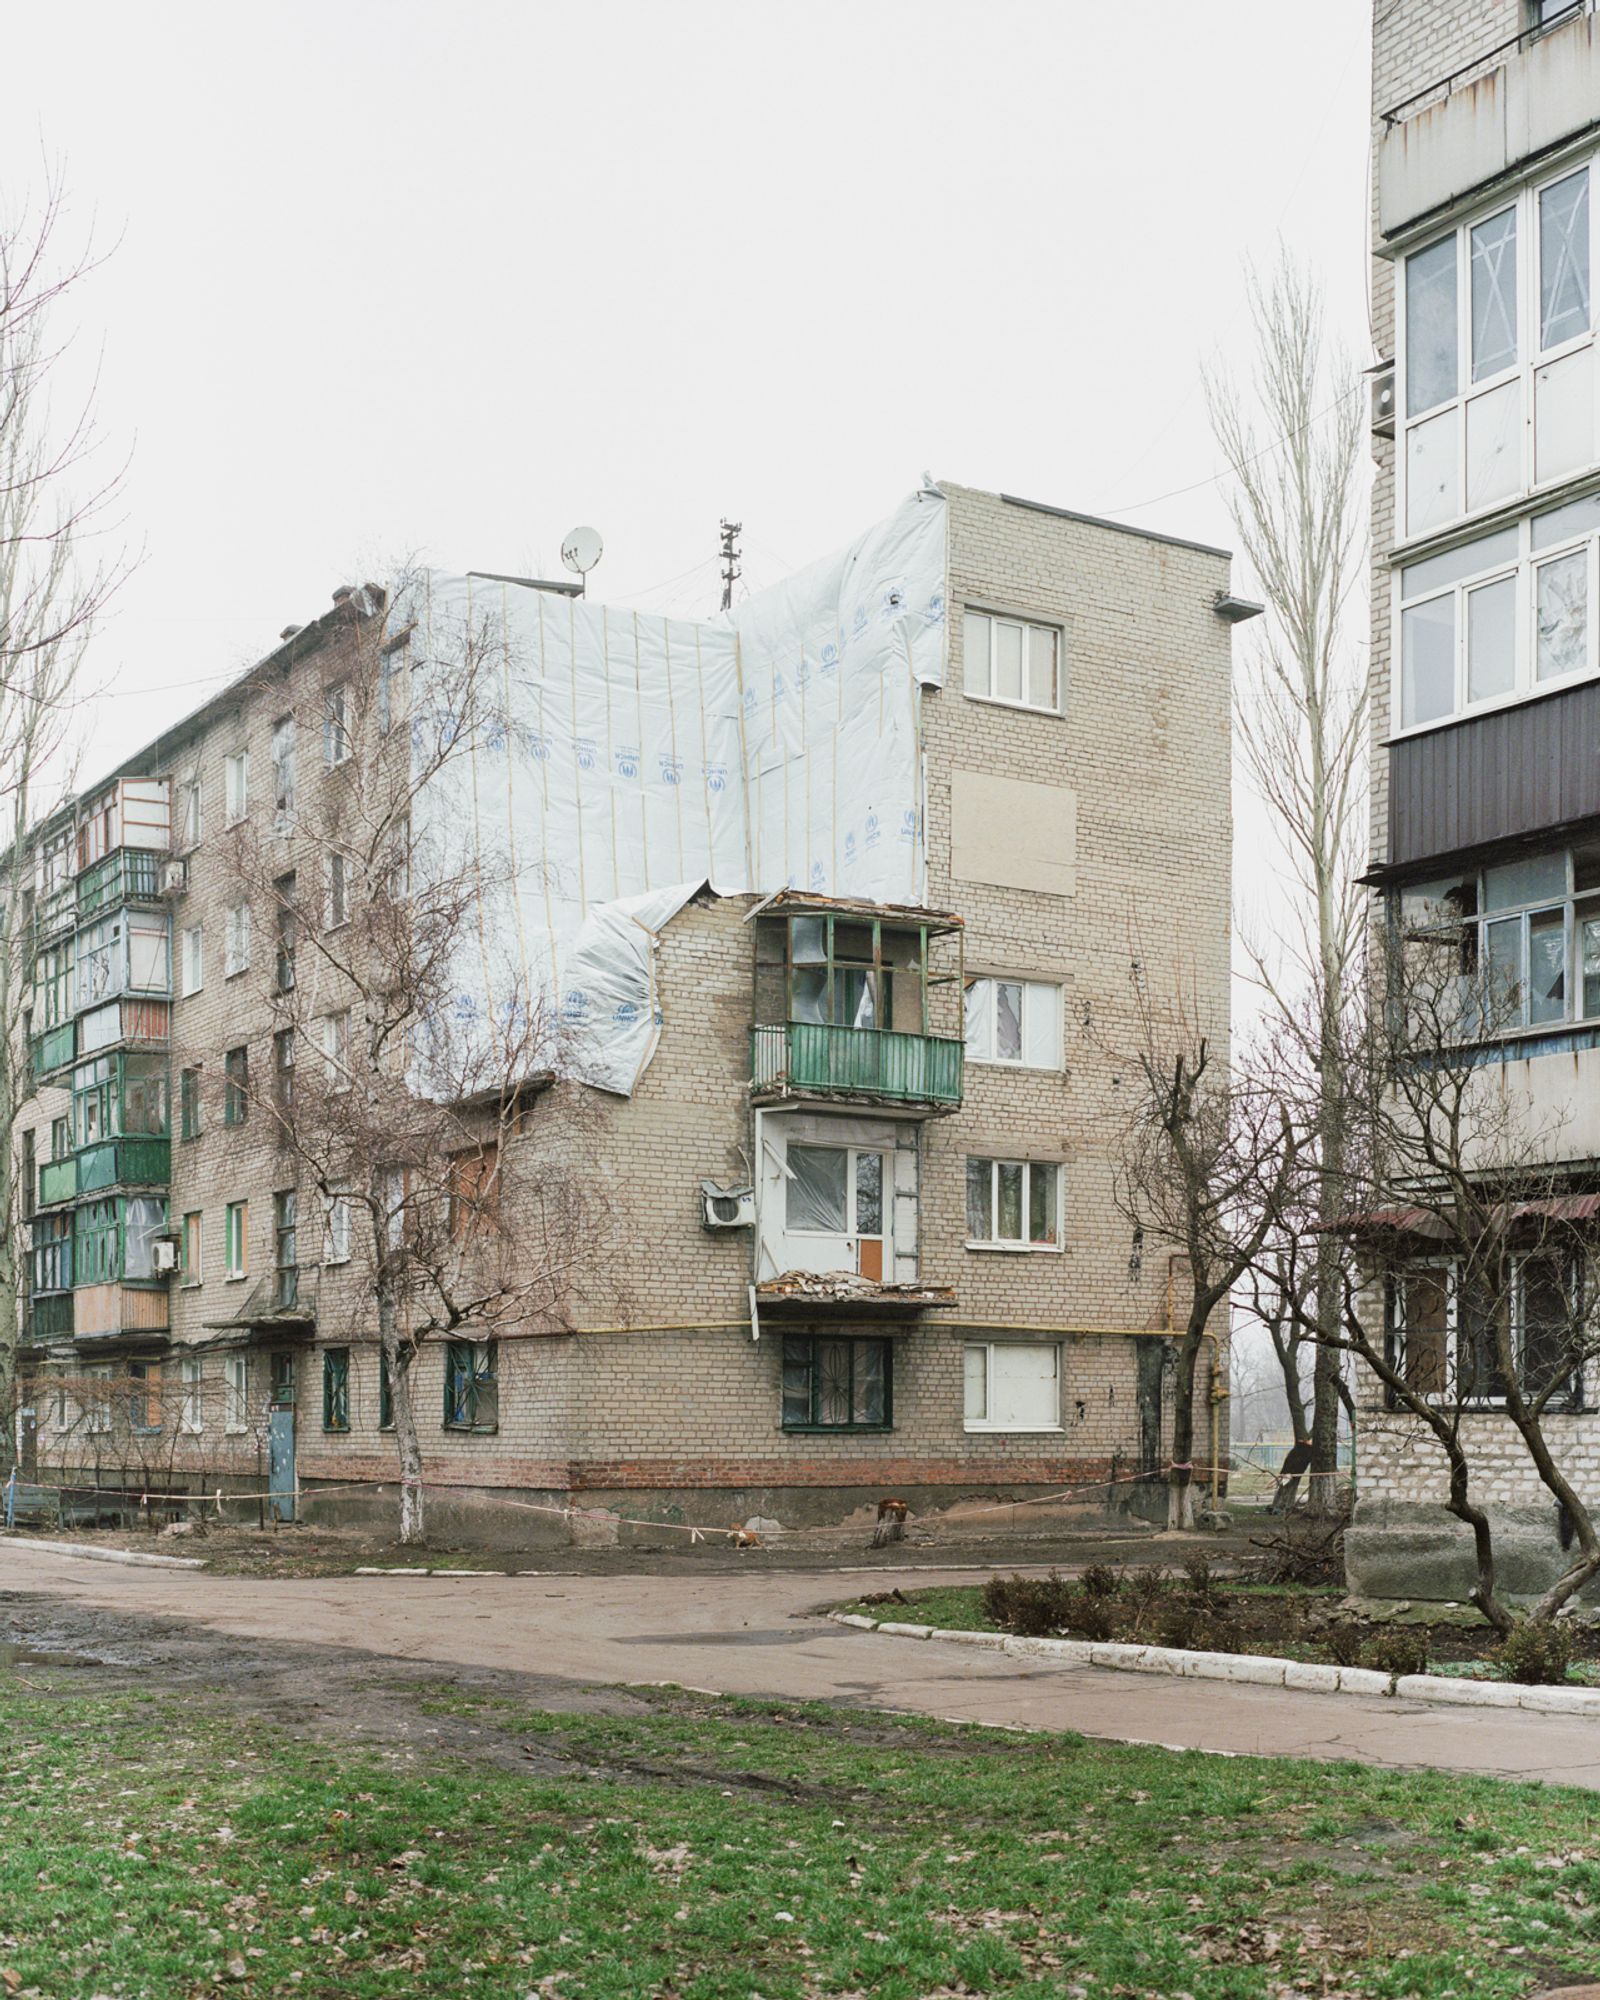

left=0, top=1641, right=106, bottom=1670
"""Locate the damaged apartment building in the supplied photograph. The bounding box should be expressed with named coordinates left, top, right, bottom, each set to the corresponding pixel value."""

left=1353, top=0, right=1600, bottom=1595
left=13, top=479, right=1246, bottom=1541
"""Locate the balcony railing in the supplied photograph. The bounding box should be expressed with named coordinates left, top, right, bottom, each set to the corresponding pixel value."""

left=76, top=1136, right=171, bottom=1194
left=38, top=1157, right=78, bottom=1208
left=752, top=1021, right=964, bottom=1106
left=73, top=1282, right=169, bottom=1343
left=75, top=848, right=164, bottom=922
left=30, top=1020, right=76, bottom=1080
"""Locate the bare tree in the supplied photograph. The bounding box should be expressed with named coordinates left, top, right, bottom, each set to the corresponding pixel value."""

left=1206, top=255, right=1367, bottom=1511
left=1114, top=976, right=1299, bottom=1529
left=225, top=581, right=587, bottom=1543
left=1276, top=918, right=1600, bottom=1629
left=0, top=172, right=127, bottom=1456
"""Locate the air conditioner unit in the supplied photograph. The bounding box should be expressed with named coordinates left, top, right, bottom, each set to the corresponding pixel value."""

left=151, top=1238, right=180, bottom=1274
left=1370, top=365, right=1396, bottom=440
left=700, top=1180, right=755, bottom=1230
left=159, top=859, right=188, bottom=895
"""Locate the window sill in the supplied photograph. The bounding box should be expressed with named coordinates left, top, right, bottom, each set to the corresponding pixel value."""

left=967, top=1058, right=1064, bottom=1074
left=322, top=1425, right=350, bottom=1436
left=961, top=691, right=1064, bottom=721
left=964, top=1422, right=1064, bottom=1435
left=781, top=1424, right=894, bottom=1436
left=442, top=1425, right=499, bottom=1437
left=224, top=1424, right=248, bottom=1436
left=224, top=1273, right=248, bottom=1285
left=179, top=1280, right=202, bottom=1291
left=965, top=1240, right=1063, bottom=1255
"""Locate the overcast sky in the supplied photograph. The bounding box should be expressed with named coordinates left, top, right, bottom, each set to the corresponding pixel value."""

left=8, top=0, right=1371, bottom=892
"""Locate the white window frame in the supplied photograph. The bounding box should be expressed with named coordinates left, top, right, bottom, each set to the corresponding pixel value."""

left=964, top=976, right=1063, bottom=1069
left=1390, top=506, right=1600, bottom=735
left=181, top=1210, right=203, bottom=1288
left=271, top=715, right=297, bottom=823
left=224, top=901, right=251, bottom=979
left=965, top=1156, right=1063, bottom=1252
left=961, top=606, right=1063, bottom=715
left=179, top=777, right=203, bottom=850
left=180, top=924, right=204, bottom=998
left=223, top=750, right=248, bottom=827
left=85, top=1364, right=112, bottom=1435
left=323, top=1193, right=352, bottom=1265
left=323, top=681, right=352, bottom=768
left=1397, top=153, right=1598, bottom=544
left=782, top=1141, right=887, bottom=1242
left=326, top=851, right=350, bottom=929
left=224, top=1352, right=248, bottom=1433
left=179, top=1353, right=204, bottom=1434
left=224, top=1201, right=248, bottom=1281
left=963, top=1340, right=1063, bottom=1433
left=319, top=1009, right=352, bottom=1090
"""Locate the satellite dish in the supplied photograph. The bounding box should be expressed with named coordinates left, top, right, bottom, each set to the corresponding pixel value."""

left=561, top=525, right=603, bottom=576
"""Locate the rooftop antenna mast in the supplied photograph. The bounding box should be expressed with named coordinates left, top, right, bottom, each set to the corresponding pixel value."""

left=719, top=518, right=742, bottom=612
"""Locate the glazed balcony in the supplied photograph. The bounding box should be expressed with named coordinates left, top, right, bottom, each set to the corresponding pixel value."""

left=37, top=1157, right=78, bottom=1208
left=76, top=1136, right=170, bottom=1195
left=752, top=1021, right=964, bottom=1108
left=30, top=1020, right=76, bottom=1081
left=29, top=1293, right=75, bottom=1342
left=75, top=848, right=165, bottom=922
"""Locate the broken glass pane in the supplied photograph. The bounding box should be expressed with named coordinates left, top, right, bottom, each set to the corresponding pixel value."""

left=781, top=1337, right=813, bottom=1427
left=1529, top=907, right=1567, bottom=1024
left=1028, top=1163, right=1058, bottom=1244
left=1541, top=170, right=1590, bottom=351
left=1483, top=917, right=1525, bottom=1029
left=854, top=1151, right=883, bottom=1236
left=1406, top=235, right=1458, bottom=416
left=1470, top=207, right=1517, bottom=379
left=1483, top=851, right=1566, bottom=910
left=786, top=1144, right=848, bottom=1232
left=790, top=916, right=826, bottom=964
left=1582, top=906, right=1600, bottom=1014
left=995, top=981, right=1023, bottom=1061
left=790, top=968, right=828, bottom=1023
left=997, top=1162, right=1023, bottom=1241
left=1536, top=550, right=1588, bottom=680
left=966, top=1158, right=990, bottom=1239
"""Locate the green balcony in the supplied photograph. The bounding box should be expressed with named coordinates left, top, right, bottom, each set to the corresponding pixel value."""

left=30, top=1020, right=76, bottom=1080
left=38, top=1157, right=77, bottom=1207
left=752, top=1022, right=964, bottom=1107
left=75, top=848, right=164, bottom=921
left=76, top=1135, right=170, bottom=1194
left=29, top=1293, right=75, bottom=1342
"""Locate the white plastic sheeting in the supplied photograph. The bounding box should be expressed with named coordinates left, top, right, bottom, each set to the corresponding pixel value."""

left=402, top=487, right=947, bottom=1094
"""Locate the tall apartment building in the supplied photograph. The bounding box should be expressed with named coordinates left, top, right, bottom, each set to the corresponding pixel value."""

left=14, top=481, right=1243, bottom=1543
left=1353, top=0, right=1600, bottom=1594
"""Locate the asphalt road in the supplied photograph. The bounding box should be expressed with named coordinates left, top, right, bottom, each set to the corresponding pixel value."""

left=4, top=1540, right=1599, bottom=1789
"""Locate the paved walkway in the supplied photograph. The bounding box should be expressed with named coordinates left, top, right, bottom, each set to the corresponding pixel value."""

left=4, top=1541, right=1598, bottom=1788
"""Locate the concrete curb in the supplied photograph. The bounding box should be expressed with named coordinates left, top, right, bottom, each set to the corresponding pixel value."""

left=2, top=1535, right=207, bottom=1571
left=828, top=1611, right=1600, bottom=1716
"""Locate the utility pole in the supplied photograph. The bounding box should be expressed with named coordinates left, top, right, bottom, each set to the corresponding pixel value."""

left=719, top=519, right=742, bottom=612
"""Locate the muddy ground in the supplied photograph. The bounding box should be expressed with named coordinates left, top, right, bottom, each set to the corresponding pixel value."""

left=2, top=1511, right=1269, bottom=1576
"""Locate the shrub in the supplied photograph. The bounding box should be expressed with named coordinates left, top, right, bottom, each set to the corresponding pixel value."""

left=1079, top=1563, right=1123, bottom=1598
left=1358, top=1628, right=1430, bottom=1678
left=1325, top=1624, right=1367, bottom=1668
left=1061, top=1594, right=1117, bottom=1643
left=1180, top=1551, right=1223, bottom=1605
left=1491, top=1620, right=1576, bottom=1687
left=981, top=1572, right=1076, bottom=1638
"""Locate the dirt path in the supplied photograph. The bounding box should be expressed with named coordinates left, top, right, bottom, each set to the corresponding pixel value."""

left=5, top=1540, right=1600, bottom=1789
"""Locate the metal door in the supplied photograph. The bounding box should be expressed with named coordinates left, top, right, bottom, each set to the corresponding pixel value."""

left=267, top=1406, right=296, bottom=1522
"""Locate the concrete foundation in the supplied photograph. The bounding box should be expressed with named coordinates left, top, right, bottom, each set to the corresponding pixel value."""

left=1346, top=1496, right=1600, bottom=1606
left=295, top=1477, right=1161, bottom=1550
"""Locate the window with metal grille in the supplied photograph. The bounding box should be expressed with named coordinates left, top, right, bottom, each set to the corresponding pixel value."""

left=781, top=1335, right=891, bottom=1431
left=323, top=1347, right=350, bottom=1431
left=443, top=1340, right=498, bottom=1432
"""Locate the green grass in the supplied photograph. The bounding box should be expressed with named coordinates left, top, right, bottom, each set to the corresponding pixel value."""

left=3, top=1672, right=1600, bottom=1998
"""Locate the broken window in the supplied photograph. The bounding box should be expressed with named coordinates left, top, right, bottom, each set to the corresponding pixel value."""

left=964, top=976, right=1062, bottom=1067
left=322, top=1347, right=350, bottom=1431
left=784, top=1143, right=884, bottom=1243
left=1470, top=206, right=1518, bottom=381
left=444, top=1340, right=498, bottom=1432
left=224, top=750, right=249, bottom=826
left=781, top=1335, right=890, bottom=1430
left=271, top=715, right=297, bottom=822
